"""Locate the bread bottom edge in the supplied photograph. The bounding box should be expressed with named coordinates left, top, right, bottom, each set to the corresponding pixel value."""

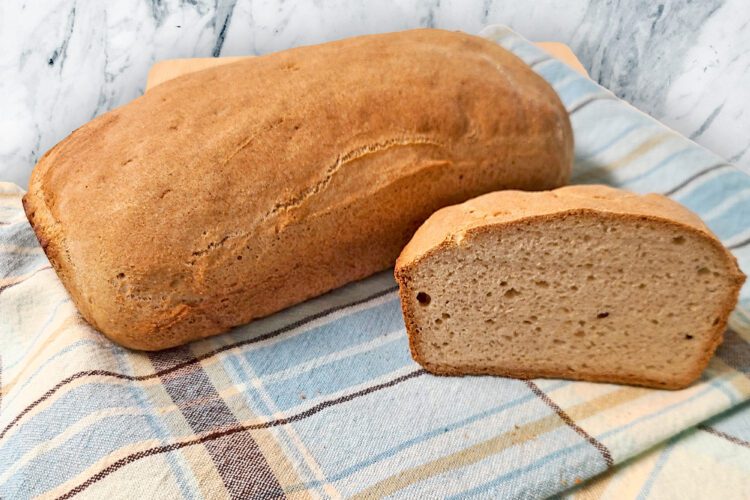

left=413, top=361, right=701, bottom=390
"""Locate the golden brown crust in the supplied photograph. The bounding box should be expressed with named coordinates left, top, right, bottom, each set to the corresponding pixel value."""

left=394, top=185, right=746, bottom=390
left=396, top=185, right=718, bottom=269
left=23, top=29, right=573, bottom=350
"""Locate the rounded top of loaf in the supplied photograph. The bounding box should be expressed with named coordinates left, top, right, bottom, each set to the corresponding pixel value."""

left=23, top=28, right=573, bottom=349
left=396, top=185, right=744, bottom=281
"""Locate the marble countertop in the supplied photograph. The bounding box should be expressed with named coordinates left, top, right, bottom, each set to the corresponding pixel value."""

left=1, top=0, right=748, bottom=186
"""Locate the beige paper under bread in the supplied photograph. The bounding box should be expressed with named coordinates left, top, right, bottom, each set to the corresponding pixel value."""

left=146, top=42, right=588, bottom=90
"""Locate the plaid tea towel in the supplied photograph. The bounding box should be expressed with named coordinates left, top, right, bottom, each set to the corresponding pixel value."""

left=563, top=400, right=750, bottom=499
left=1, top=25, right=749, bottom=499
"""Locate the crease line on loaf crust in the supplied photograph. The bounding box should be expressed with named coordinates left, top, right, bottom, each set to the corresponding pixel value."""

left=264, top=136, right=448, bottom=218
left=183, top=136, right=448, bottom=267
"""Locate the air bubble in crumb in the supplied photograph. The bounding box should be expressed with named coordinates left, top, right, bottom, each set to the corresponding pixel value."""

left=504, top=288, right=520, bottom=298
left=416, top=292, right=431, bottom=305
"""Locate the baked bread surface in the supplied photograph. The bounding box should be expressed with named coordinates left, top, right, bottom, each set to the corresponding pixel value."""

left=395, top=185, right=745, bottom=389
left=23, top=29, right=573, bottom=350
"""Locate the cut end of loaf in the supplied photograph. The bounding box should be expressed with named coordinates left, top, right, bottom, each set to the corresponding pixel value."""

left=396, top=208, right=744, bottom=390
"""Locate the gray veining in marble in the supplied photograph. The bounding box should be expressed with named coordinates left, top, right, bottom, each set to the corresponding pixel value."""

left=1, top=0, right=748, bottom=186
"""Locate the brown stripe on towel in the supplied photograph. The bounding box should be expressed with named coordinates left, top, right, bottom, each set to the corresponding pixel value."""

left=662, top=162, right=732, bottom=196
left=525, top=380, right=614, bottom=467
left=728, top=235, right=750, bottom=251
left=54, top=369, right=426, bottom=500
left=0, top=285, right=398, bottom=441
left=149, top=346, right=283, bottom=498
left=0, top=265, right=52, bottom=294
left=567, top=93, right=619, bottom=115
left=716, top=329, right=750, bottom=374
left=698, top=424, right=750, bottom=449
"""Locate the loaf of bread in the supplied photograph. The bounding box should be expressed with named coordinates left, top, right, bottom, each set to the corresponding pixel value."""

left=23, top=29, right=573, bottom=350
left=395, top=185, right=745, bottom=389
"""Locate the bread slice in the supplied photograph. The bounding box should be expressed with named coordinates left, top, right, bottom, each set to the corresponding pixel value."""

left=394, top=185, right=745, bottom=389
